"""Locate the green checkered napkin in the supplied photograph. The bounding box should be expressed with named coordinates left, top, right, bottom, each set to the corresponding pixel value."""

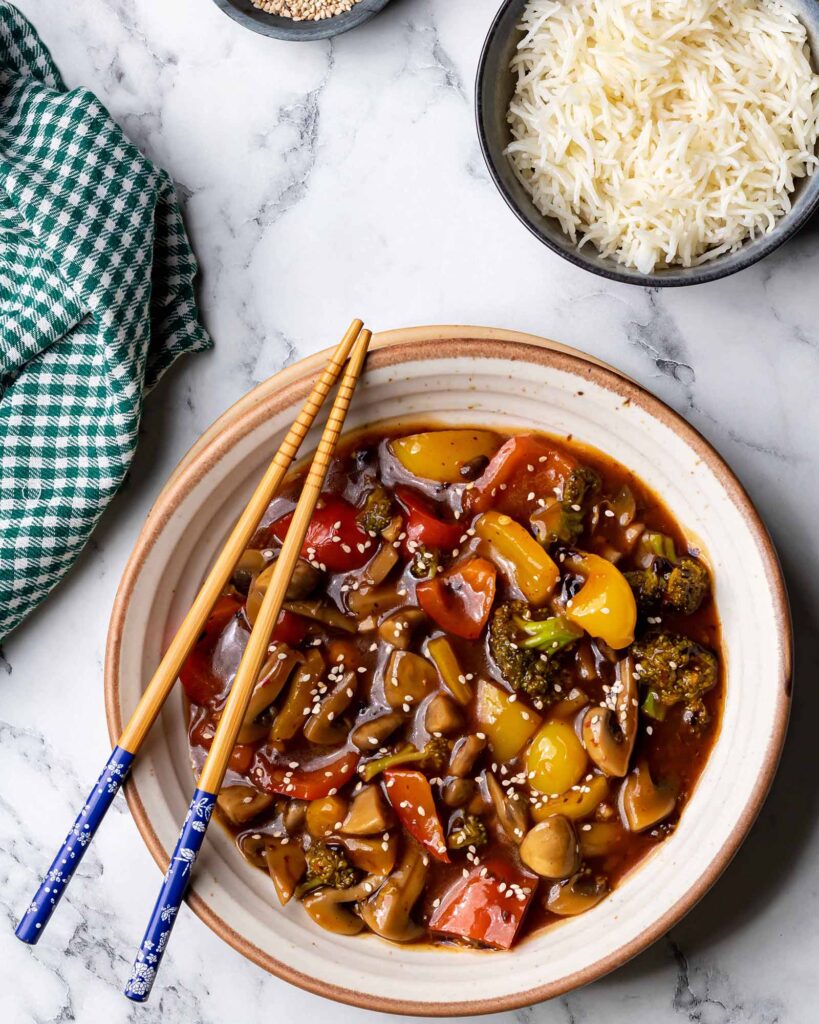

left=0, top=3, right=212, bottom=641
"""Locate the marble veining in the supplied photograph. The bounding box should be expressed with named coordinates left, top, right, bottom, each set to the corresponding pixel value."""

left=2, top=0, right=817, bottom=1021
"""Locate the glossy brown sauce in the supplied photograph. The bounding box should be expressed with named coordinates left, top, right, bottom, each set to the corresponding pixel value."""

left=183, top=423, right=723, bottom=948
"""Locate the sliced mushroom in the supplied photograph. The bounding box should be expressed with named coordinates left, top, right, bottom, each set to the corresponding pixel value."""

left=383, top=650, right=437, bottom=710
left=359, top=842, right=427, bottom=942
left=266, top=841, right=306, bottom=905
left=551, top=687, right=590, bottom=720
left=520, top=817, right=580, bottom=879
left=485, top=771, right=529, bottom=844
left=270, top=649, right=325, bottom=741
left=362, top=541, right=400, bottom=587
left=246, top=560, right=322, bottom=624
left=283, top=598, right=356, bottom=633
left=579, top=821, right=623, bottom=858
left=448, top=734, right=486, bottom=777
left=425, top=693, right=463, bottom=735
left=595, top=801, right=617, bottom=822
left=241, top=644, right=302, bottom=731
left=441, top=777, right=478, bottom=809
left=378, top=608, right=427, bottom=650
left=534, top=775, right=608, bottom=824
left=303, top=874, right=387, bottom=936
left=234, top=720, right=269, bottom=745
left=351, top=711, right=405, bottom=752
left=231, top=548, right=268, bottom=593
left=303, top=669, right=357, bottom=745
left=346, top=583, right=403, bottom=619
left=340, top=834, right=399, bottom=875
left=581, top=656, right=637, bottom=777
left=236, top=830, right=272, bottom=869
left=306, top=794, right=349, bottom=839
left=546, top=873, right=609, bottom=916
left=282, top=799, right=307, bottom=834
left=217, top=786, right=274, bottom=827
left=619, top=761, right=676, bottom=832
left=342, top=784, right=394, bottom=835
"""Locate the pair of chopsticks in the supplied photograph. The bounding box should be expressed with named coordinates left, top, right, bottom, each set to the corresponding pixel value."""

left=15, top=319, right=373, bottom=1002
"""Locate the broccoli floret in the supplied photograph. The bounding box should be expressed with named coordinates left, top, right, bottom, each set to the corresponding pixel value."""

left=409, top=545, right=439, bottom=579
left=447, top=815, right=488, bottom=851
left=635, top=531, right=677, bottom=564
left=357, top=486, right=393, bottom=535
left=633, top=630, right=718, bottom=727
left=665, top=558, right=710, bottom=615
left=626, top=554, right=710, bottom=616
left=514, top=613, right=583, bottom=651
left=297, top=842, right=356, bottom=897
left=624, top=563, right=668, bottom=608
left=360, top=736, right=450, bottom=782
left=530, top=467, right=601, bottom=546
left=563, top=467, right=601, bottom=508
left=488, top=601, right=578, bottom=700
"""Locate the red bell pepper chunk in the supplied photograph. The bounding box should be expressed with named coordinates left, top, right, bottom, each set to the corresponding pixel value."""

left=228, top=744, right=257, bottom=775
left=270, top=608, right=309, bottom=647
left=395, top=486, right=462, bottom=553
left=179, top=595, right=244, bottom=706
left=179, top=597, right=305, bottom=706
left=383, top=768, right=449, bottom=862
left=416, top=558, right=496, bottom=640
left=189, top=713, right=258, bottom=775
left=269, top=494, right=371, bottom=572
left=429, top=857, right=538, bottom=949
left=250, top=749, right=359, bottom=800
left=464, top=435, right=577, bottom=519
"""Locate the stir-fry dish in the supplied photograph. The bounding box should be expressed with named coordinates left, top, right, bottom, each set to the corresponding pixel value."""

left=182, top=426, right=723, bottom=949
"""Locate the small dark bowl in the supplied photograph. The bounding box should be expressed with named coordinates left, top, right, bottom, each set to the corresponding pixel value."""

left=476, top=0, right=819, bottom=287
left=212, top=0, right=393, bottom=40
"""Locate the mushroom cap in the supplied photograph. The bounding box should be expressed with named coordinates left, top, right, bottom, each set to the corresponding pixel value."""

left=581, top=656, right=637, bottom=777
left=359, top=842, right=428, bottom=942
left=520, top=817, right=580, bottom=879
left=302, top=874, right=387, bottom=935
left=619, top=761, right=676, bottom=832
left=546, top=872, right=609, bottom=916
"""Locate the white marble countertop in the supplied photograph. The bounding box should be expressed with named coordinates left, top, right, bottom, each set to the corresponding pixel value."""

left=2, top=0, right=817, bottom=1021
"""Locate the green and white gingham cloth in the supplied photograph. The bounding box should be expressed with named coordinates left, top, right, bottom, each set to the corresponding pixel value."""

left=0, top=3, right=212, bottom=641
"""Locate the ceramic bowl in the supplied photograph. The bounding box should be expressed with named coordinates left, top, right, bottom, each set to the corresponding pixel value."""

left=211, top=0, right=393, bottom=41
left=475, top=0, right=819, bottom=287
left=105, top=326, right=791, bottom=1015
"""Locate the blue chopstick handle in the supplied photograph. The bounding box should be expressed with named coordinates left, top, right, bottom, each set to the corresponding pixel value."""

left=124, top=787, right=217, bottom=1002
left=15, top=745, right=135, bottom=944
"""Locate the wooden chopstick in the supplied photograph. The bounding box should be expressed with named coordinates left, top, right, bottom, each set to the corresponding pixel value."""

left=124, top=327, right=373, bottom=1003
left=15, top=319, right=365, bottom=948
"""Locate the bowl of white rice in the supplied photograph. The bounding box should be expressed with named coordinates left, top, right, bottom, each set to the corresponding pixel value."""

left=476, top=0, right=819, bottom=285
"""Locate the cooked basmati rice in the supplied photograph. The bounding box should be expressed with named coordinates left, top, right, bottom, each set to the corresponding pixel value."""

left=506, top=0, right=819, bottom=273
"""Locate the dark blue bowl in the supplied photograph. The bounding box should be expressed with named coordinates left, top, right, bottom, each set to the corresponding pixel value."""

left=476, top=0, right=819, bottom=286
left=212, top=0, right=393, bottom=40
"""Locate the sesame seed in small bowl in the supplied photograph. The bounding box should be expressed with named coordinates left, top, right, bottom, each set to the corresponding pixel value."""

left=211, top=0, right=394, bottom=40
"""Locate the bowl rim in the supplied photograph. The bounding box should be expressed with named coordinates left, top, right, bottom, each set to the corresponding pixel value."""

left=210, top=0, right=393, bottom=41
left=474, top=0, right=819, bottom=288
left=104, top=325, right=792, bottom=1016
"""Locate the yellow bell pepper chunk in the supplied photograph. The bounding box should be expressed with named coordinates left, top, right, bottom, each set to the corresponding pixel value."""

left=475, top=511, right=559, bottom=606
left=391, top=429, right=500, bottom=483
left=475, top=679, right=541, bottom=764
left=565, top=552, right=636, bottom=649
left=526, top=721, right=588, bottom=796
